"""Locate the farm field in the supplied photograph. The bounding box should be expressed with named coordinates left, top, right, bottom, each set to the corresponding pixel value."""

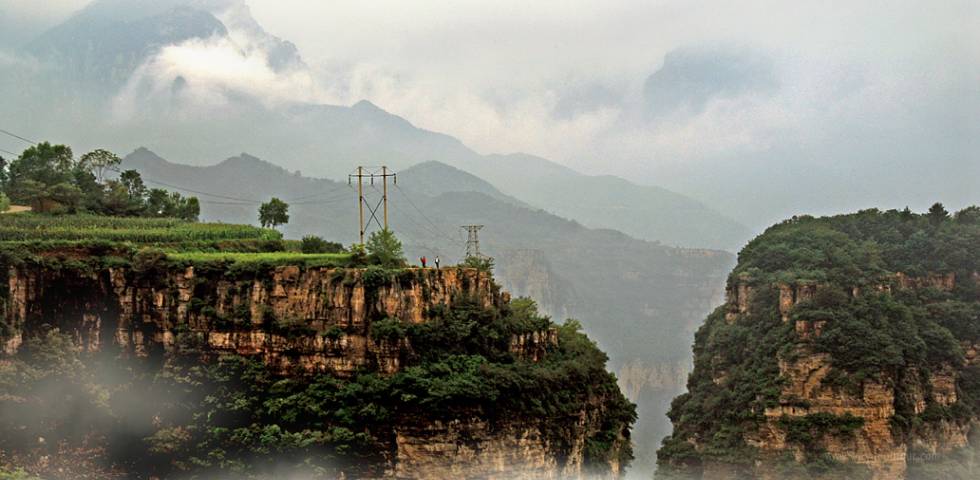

left=0, top=214, right=356, bottom=269
left=0, top=214, right=280, bottom=243
left=166, top=251, right=351, bottom=268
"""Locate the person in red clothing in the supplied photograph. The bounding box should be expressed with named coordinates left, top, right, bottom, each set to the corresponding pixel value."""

left=420, top=256, right=427, bottom=268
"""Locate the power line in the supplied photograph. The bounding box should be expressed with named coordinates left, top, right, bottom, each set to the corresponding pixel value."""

left=199, top=200, right=257, bottom=206
left=288, top=190, right=354, bottom=205
left=392, top=184, right=458, bottom=243
left=106, top=166, right=262, bottom=204
left=0, top=128, right=37, bottom=146
left=0, top=148, right=18, bottom=157
left=285, top=185, right=353, bottom=202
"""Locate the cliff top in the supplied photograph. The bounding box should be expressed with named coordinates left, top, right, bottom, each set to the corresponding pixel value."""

left=0, top=213, right=362, bottom=270
left=732, top=205, right=980, bottom=288
left=0, top=213, right=637, bottom=479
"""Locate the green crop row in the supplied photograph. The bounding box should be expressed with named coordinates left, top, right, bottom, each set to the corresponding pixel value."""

left=0, top=214, right=281, bottom=243
left=165, top=251, right=352, bottom=268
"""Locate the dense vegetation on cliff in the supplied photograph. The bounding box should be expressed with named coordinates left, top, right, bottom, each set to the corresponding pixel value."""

left=0, top=214, right=635, bottom=478
left=657, top=206, right=980, bottom=479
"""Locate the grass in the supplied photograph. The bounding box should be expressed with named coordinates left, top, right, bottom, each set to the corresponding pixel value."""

left=166, top=251, right=351, bottom=267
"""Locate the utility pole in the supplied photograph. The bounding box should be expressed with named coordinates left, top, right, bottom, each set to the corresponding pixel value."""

left=357, top=166, right=364, bottom=244
left=461, top=225, right=484, bottom=258
left=349, top=166, right=397, bottom=244
left=382, top=166, right=389, bottom=228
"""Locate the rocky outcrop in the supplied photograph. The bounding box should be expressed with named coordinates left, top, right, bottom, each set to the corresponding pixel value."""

left=4, top=263, right=504, bottom=377
left=0, top=256, right=629, bottom=479
left=509, top=329, right=559, bottom=362
left=721, top=272, right=977, bottom=480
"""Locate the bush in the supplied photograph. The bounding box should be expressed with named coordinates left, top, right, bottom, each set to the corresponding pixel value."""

left=370, top=317, right=407, bottom=342
left=365, top=229, right=405, bottom=267
left=462, top=255, right=494, bottom=272
left=300, top=235, right=344, bottom=254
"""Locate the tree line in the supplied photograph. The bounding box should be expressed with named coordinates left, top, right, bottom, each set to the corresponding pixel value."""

left=0, top=142, right=199, bottom=220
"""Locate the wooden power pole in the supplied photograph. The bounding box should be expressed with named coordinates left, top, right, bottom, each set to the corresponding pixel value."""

left=349, top=166, right=397, bottom=244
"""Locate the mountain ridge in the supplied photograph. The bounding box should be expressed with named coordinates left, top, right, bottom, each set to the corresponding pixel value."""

left=12, top=2, right=749, bottom=251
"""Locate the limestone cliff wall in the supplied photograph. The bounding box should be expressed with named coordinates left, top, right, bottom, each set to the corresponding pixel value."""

left=0, top=259, right=625, bottom=479
left=3, top=264, right=506, bottom=377
left=724, top=273, right=975, bottom=480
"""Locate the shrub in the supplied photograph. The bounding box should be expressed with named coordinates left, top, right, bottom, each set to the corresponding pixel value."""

left=300, top=235, right=344, bottom=254
left=370, top=317, right=407, bottom=342
left=462, top=255, right=494, bottom=272
left=365, top=229, right=405, bottom=267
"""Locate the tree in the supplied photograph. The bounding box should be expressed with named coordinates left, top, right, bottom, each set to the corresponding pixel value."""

left=0, top=155, right=9, bottom=192
left=927, top=202, right=949, bottom=226
left=365, top=229, right=405, bottom=267
left=5, top=142, right=76, bottom=212
left=79, top=149, right=121, bottom=183
left=0, top=192, right=9, bottom=213
left=119, top=169, right=147, bottom=199
left=0, top=142, right=199, bottom=219
left=258, top=197, right=289, bottom=229
left=462, top=255, right=495, bottom=272
left=954, top=206, right=980, bottom=225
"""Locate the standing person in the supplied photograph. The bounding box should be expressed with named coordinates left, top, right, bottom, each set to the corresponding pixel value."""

left=421, top=256, right=427, bottom=268
left=434, top=256, right=440, bottom=269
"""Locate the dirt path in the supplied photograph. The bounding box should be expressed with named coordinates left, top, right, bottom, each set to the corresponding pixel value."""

left=2, top=205, right=31, bottom=214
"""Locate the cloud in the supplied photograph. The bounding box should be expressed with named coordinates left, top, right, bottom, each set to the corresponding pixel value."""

left=4, top=0, right=978, bottom=227
left=112, top=31, right=321, bottom=119
left=642, top=47, right=778, bottom=117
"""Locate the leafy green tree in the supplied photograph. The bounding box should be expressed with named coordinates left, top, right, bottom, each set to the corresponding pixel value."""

left=176, top=195, right=200, bottom=221
left=119, top=169, right=146, bottom=199
left=0, top=192, right=9, bottom=212
left=5, top=142, right=76, bottom=211
left=462, top=255, right=495, bottom=272
left=365, top=229, right=405, bottom=267
left=954, top=206, right=980, bottom=225
left=79, top=148, right=121, bottom=183
left=144, top=188, right=171, bottom=216
left=0, top=155, right=9, bottom=192
left=259, top=197, right=289, bottom=229
left=927, top=202, right=949, bottom=226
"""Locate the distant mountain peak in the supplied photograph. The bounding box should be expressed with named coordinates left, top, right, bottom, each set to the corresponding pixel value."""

left=352, top=99, right=383, bottom=112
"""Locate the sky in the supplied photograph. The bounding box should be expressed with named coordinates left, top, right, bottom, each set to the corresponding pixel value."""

left=244, top=0, right=979, bottom=171
left=1, top=0, right=977, bottom=225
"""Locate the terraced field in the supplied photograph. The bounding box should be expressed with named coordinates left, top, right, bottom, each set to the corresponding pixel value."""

left=0, top=213, right=351, bottom=266
left=0, top=214, right=281, bottom=243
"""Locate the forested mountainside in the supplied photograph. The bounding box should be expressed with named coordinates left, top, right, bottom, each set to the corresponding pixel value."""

left=120, top=148, right=734, bottom=473
left=0, top=215, right=634, bottom=479
left=658, top=206, right=980, bottom=480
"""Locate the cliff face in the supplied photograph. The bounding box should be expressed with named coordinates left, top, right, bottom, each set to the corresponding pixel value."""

left=657, top=209, right=980, bottom=480
left=737, top=278, right=973, bottom=480
left=0, top=254, right=627, bottom=480
left=5, top=263, right=503, bottom=377
left=661, top=274, right=979, bottom=480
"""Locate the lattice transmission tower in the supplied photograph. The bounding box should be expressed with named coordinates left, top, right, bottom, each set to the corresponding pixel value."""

left=461, top=225, right=484, bottom=258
